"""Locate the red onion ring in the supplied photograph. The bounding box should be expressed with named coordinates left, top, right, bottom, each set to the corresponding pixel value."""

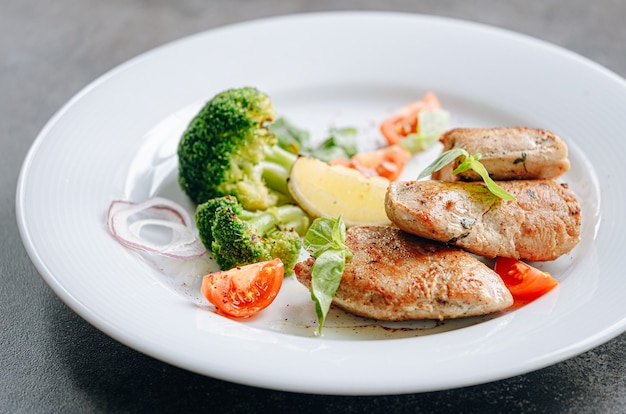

left=107, top=197, right=206, bottom=259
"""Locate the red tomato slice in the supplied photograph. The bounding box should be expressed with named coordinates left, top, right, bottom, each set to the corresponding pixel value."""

left=201, top=258, right=284, bottom=318
left=380, top=92, right=442, bottom=145
left=494, top=257, right=558, bottom=301
left=330, top=144, right=412, bottom=181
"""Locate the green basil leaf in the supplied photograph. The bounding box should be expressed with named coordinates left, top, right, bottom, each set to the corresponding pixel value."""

left=304, top=217, right=340, bottom=256
left=327, top=126, right=358, bottom=158
left=302, top=216, right=352, bottom=334
left=303, top=216, right=351, bottom=258
left=418, top=149, right=515, bottom=201
left=310, top=249, right=348, bottom=335
left=310, top=126, right=358, bottom=162
left=450, top=153, right=477, bottom=175
left=269, top=117, right=312, bottom=155
left=466, top=159, right=516, bottom=201
left=417, top=148, right=468, bottom=180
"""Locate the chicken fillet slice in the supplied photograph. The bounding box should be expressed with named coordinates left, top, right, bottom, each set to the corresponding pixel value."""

left=295, top=225, right=513, bottom=321
left=385, top=179, right=581, bottom=261
left=432, top=127, right=570, bottom=181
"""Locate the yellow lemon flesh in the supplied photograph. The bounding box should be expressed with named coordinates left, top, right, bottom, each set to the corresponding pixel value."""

left=288, top=156, right=391, bottom=226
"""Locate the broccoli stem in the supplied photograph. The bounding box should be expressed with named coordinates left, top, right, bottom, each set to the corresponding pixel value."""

left=260, top=145, right=298, bottom=203
left=247, top=205, right=309, bottom=237
left=265, top=143, right=298, bottom=167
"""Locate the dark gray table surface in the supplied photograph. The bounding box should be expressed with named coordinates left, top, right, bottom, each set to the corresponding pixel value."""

left=2, top=1, right=625, bottom=412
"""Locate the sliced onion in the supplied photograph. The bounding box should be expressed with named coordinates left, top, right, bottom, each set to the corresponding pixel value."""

left=107, top=197, right=206, bottom=259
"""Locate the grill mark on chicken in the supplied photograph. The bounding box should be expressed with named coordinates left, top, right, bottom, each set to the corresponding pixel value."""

left=432, top=127, right=570, bottom=181
left=385, top=179, right=581, bottom=261
left=294, top=226, right=513, bottom=321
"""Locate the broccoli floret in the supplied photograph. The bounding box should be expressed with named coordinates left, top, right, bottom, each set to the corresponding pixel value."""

left=195, top=196, right=309, bottom=274
left=194, top=195, right=242, bottom=248
left=177, top=86, right=297, bottom=210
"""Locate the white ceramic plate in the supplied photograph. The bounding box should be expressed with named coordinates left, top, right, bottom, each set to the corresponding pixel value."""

left=16, top=12, right=626, bottom=395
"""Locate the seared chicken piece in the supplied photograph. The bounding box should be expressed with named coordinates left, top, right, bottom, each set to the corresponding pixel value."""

left=386, top=179, right=581, bottom=261
left=432, top=127, right=570, bottom=181
left=294, top=226, right=513, bottom=321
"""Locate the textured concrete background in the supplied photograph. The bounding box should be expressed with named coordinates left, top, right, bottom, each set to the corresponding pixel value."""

left=2, top=1, right=625, bottom=412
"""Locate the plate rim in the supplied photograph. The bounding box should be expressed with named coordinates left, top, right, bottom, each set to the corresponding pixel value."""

left=16, top=11, right=626, bottom=395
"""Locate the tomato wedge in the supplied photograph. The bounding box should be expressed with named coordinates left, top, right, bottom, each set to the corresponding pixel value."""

left=494, top=257, right=558, bottom=301
left=201, top=258, right=284, bottom=318
left=380, top=91, right=442, bottom=145
left=329, top=144, right=412, bottom=181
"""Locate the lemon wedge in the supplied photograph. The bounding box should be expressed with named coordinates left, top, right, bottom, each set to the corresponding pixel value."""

left=288, top=156, right=391, bottom=226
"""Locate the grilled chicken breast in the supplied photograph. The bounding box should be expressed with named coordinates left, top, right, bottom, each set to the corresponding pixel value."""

left=386, top=179, right=581, bottom=261
left=432, top=127, right=570, bottom=181
left=294, top=225, right=513, bottom=321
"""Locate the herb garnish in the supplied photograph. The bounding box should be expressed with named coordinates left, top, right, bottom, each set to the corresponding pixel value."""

left=513, top=152, right=527, bottom=165
left=302, top=216, right=353, bottom=335
left=418, top=148, right=516, bottom=201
